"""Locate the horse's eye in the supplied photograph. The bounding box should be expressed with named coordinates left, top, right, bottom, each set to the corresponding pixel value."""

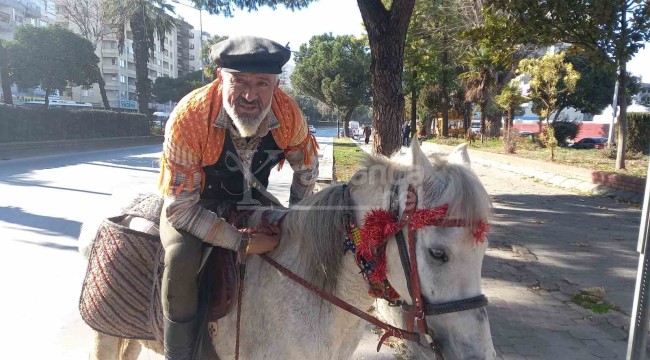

left=428, top=248, right=448, bottom=262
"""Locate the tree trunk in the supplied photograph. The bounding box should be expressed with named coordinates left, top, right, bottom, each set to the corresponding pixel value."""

left=479, top=100, right=487, bottom=143
left=463, top=101, right=472, bottom=132
left=615, top=61, right=627, bottom=170
left=410, top=72, right=417, bottom=138
left=424, top=116, right=432, bottom=137
left=441, top=17, right=449, bottom=137
left=130, top=13, right=151, bottom=114
left=343, top=109, right=353, bottom=138
left=44, top=88, right=50, bottom=108
left=358, top=0, right=415, bottom=156
left=97, top=73, right=111, bottom=109
left=615, top=7, right=627, bottom=171
left=0, top=42, right=12, bottom=105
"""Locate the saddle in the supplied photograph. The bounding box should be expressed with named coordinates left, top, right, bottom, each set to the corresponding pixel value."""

left=79, top=193, right=240, bottom=343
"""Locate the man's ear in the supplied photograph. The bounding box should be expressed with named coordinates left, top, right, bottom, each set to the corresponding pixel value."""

left=275, top=76, right=280, bottom=90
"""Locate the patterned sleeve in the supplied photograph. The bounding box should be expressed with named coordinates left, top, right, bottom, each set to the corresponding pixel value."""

left=159, top=90, right=241, bottom=251
left=286, top=141, right=319, bottom=205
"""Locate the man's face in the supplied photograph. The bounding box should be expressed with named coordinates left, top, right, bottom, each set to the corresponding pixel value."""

left=220, top=71, right=279, bottom=137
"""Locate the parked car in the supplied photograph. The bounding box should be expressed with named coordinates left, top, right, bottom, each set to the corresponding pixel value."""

left=308, top=124, right=316, bottom=134
left=570, top=137, right=609, bottom=149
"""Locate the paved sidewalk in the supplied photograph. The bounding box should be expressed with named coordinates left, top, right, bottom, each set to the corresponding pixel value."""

left=355, top=139, right=645, bottom=359
left=425, top=143, right=645, bottom=204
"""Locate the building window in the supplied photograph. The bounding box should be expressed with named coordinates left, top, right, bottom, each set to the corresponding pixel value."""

left=158, top=59, right=162, bottom=66
left=164, top=49, right=169, bottom=56
left=170, top=52, right=173, bottom=59
left=190, top=55, right=195, bottom=60
left=127, top=31, right=133, bottom=40
left=120, top=91, right=127, bottom=99
left=189, top=32, right=194, bottom=38
left=111, top=58, right=116, bottom=65
left=189, top=44, right=194, bottom=49
left=103, top=40, right=116, bottom=49
left=119, top=59, right=126, bottom=67
left=111, top=74, right=117, bottom=81
left=82, top=90, right=89, bottom=97
left=120, top=75, right=126, bottom=83
left=149, top=70, right=157, bottom=77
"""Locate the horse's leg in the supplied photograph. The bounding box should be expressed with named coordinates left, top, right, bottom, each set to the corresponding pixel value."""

left=91, top=331, right=121, bottom=360
left=117, top=339, right=142, bottom=360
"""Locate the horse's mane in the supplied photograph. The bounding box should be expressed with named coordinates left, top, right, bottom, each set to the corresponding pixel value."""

left=282, top=183, right=349, bottom=292
left=279, top=151, right=491, bottom=292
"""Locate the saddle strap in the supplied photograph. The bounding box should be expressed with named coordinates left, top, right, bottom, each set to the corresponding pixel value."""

left=235, top=263, right=246, bottom=360
left=258, top=254, right=421, bottom=351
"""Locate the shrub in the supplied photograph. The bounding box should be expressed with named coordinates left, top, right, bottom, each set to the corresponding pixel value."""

left=627, top=112, right=650, bottom=153
left=0, top=107, right=150, bottom=143
left=550, top=120, right=580, bottom=146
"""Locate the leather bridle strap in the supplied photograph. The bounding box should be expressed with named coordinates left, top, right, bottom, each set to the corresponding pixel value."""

left=424, top=294, right=489, bottom=315
left=258, top=253, right=421, bottom=351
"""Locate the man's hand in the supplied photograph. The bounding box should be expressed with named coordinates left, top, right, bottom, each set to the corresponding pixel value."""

left=246, top=231, right=280, bottom=254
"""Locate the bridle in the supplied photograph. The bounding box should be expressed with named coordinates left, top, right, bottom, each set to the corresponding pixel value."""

left=383, top=183, right=488, bottom=354
left=236, top=182, right=489, bottom=359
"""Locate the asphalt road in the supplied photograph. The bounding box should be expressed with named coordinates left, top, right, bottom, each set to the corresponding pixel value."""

left=0, top=145, right=163, bottom=359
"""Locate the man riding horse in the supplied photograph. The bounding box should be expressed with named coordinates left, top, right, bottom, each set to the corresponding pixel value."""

left=158, top=36, right=319, bottom=359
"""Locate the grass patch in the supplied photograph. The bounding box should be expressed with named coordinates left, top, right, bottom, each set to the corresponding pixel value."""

left=333, top=137, right=365, bottom=183
left=426, top=136, right=648, bottom=177
left=571, top=294, right=618, bottom=314
left=571, top=294, right=617, bottom=313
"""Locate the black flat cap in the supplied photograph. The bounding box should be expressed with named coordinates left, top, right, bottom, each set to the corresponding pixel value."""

left=210, top=36, right=291, bottom=74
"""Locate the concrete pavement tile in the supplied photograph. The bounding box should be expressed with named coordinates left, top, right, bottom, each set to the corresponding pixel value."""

left=559, top=178, right=582, bottom=189
left=577, top=182, right=600, bottom=193
left=549, top=175, right=568, bottom=186
left=513, top=344, right=541, bottom=356
left=582, top=339, right=618, bottom=358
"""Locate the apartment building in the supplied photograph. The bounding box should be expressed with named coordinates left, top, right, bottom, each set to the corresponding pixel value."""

left=0, top=0, right=57, bottom=41
left=189, top=29, right=209, bottom=73
left=54, top=6, right=204, bottom=109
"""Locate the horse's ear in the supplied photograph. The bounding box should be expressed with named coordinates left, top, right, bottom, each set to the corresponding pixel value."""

left=448, top=143, right=471, bottom=166
left=411, top=135, right=433, bottom=171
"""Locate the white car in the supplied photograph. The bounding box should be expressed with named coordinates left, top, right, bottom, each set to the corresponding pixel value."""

left=308, top=125, right=316, bottom=133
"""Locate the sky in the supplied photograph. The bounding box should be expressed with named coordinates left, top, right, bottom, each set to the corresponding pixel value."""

left=172, top=0, right=650, bottom=83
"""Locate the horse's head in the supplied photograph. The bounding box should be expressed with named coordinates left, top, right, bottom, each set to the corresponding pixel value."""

left=350, top=141, right=495, bottom=359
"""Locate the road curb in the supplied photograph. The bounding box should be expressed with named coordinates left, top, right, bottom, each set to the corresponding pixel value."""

left=0, top=136, right=164, bottom=161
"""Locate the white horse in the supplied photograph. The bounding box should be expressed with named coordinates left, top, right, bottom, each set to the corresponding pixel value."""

left=82, top=141, right=495, bottom=360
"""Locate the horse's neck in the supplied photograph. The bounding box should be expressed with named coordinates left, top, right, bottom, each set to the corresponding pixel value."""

left=238, top=209, right=375, bottom=358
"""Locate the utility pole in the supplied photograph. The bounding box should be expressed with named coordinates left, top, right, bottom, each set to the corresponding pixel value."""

left=627, top=160, right=650, bottom=360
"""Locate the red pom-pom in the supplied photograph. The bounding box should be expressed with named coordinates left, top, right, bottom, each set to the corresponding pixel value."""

left=473, top=221, right=490, bottom=243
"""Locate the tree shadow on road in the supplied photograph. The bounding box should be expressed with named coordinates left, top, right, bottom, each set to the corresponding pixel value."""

left=0, top=206, right=82, bottom=239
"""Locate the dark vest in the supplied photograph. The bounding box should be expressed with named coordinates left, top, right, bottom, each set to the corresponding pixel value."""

left=200, top=129, right=285, bottom=204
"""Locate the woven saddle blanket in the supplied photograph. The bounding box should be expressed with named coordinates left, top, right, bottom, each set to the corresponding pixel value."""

left=78, top=193, right=237, bottom=343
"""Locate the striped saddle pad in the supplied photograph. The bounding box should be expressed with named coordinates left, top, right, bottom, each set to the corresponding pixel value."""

left=79, top=213, right=166, bottom=342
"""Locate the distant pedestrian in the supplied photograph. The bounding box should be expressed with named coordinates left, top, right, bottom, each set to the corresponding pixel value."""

left=363, top=125, right=372, bottom=144
left=402, top=122, right=411, bottom=147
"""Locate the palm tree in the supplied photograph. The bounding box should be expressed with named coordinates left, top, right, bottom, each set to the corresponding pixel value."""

left=115, top=1, right=176, bottom=114
left=494, top=81, right=528, bottom=131
left=459, top=46, right=502, bottom=139
left=201, top=34, right=228, bottom=81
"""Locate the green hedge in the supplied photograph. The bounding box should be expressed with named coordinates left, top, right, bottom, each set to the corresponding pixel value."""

left=0, top=107, right=151, bottom=143
left=627, top=112, right=650, bottom=153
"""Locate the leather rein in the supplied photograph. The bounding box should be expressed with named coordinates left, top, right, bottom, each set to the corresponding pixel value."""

left=235, top=183, right=488, bottom=358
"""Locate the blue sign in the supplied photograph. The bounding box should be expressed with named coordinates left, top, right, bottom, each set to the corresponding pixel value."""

left=120, top=99, right=137, bottom=109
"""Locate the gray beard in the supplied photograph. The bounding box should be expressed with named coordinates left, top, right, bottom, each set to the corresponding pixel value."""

left=223, top=100, right=272, bottom=137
